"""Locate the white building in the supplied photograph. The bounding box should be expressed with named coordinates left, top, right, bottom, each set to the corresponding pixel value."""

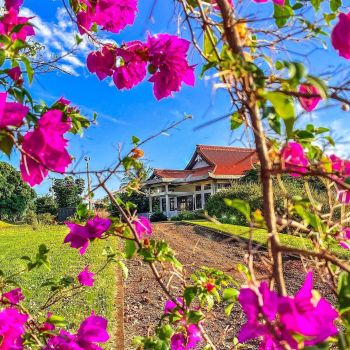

left=143, top=145, right=256, bottom=218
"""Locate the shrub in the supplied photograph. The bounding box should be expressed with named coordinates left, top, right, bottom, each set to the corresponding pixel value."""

left=23, top=209, right=38, bottom=225
left=170, top=211, right=204, bottom=221
left=37, top=213, right=56, bottom=225
left=150, top=211, right=167, bottom=222
left=35, top=195, right=58, bottom=215
left=205, top=178, right=328, bottom=226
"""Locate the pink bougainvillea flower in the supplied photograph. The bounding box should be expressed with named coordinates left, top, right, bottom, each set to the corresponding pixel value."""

left=87, top=45, right=116, bottom=80
left=7, top=67, right=23, bottom=85
left=279, top=272, right=338, bottom=346
left=298, top=84, right=321, bottom=112
left=335, top=228, right=350, bottom=250
left=77, top=0, right=138, bottom=35
left=0, top=8, right=35, bottom=42
left=5, top=0, right=23, bottom=12
left=164, top=299, right=201, bottom=350
left=132, top=216, right=152, bottom=240
left=113, top=41, right=148, bottom=90
left=78, top=266, right=95, bottom=287
left=2, top=288, right=24, bottom=305
left=238, top=272, right=338, bottom=349
left=329, top=154, right=350, bottom=204
left=253, top=0, right=285, bottom=5
left=170, top=325, right=201, bottom=350
left=77, top=312, right=110, bottom=346
left=0, top=92, right=28, bottom=128
left=332, top=13, right=350, bottom=59
left=0, top=308, right=28, bottom=350
left=45, top=313, right=109, bottom=349
left=40, top=313, right=55, bottom=333
left=20, top=110, right=72, bottom=186
left=147, top=34, right=195, bottom=100
left=280, top=141, right=308, bottom=176
left=64, top=216, right=111, bottom=255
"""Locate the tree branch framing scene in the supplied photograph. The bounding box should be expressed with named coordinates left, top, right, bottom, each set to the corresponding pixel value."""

left=1, top=0, right=350, bottom=349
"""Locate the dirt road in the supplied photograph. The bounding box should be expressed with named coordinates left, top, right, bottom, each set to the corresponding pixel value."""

left=123, top=222, right=334, bottom=349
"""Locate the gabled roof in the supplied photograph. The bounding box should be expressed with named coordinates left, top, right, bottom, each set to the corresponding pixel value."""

left=146, top=145, right=257, bottom=184
left=186, top=145, right=257, bottom=176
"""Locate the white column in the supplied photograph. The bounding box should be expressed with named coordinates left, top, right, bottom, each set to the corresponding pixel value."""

left=201, top=185, right=205, bottom=209
left=165, top=185, right=170, bottom=216
left=148, top=194, right=152, bottom=214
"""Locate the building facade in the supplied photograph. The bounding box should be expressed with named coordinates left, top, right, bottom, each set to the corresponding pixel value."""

left=142, top=145, right=256, bottom=218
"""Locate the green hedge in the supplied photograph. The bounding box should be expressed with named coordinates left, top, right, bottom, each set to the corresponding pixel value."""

left=205, top=178, right=328, bottom=226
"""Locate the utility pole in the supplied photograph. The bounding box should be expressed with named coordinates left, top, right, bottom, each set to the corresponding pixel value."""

left=84, top=156, right=92, bottom=210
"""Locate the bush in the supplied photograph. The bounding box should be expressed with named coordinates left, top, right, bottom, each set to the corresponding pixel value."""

left=150, top=211, right=167, bottom=222
left=35, top=195, right=57, bottom=215
left=205, top=178, right=328, bottom=226
left=23, top=209, right=38, bottom=225
left=170, top=211, right=204, bottom=221
left=37, top=213, right=56, bottom=225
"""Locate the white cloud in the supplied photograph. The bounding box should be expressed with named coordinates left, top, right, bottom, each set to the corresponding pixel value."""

left=20, top=6, right=92, bottom=75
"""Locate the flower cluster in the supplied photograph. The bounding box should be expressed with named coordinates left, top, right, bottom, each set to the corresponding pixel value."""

left=45, top=312, right=109, bottom=349
left=76, top=0, right=138, bottom=34
left=87, top=34, right=195, bottom=100
left=64, top=215, right=111, bottom=255
left=0, top=0, right=35, bottom=43
left=20, top=110, right=72, bottom=186
left=0, top=92, right=28, bottom=128
left=238, top=272, right=338, bottom=349
left=164, top=298, right=202, bottom=350
left=280, top=141, right=308, bottom=176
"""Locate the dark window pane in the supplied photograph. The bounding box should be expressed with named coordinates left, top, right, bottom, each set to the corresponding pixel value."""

left=170, top=198, right=175, bottom=211
left=195, top=185, right=201, bottom=191
left=204, top=184, right=211, bottom=190
left=196, top=194, right=202, bottom=209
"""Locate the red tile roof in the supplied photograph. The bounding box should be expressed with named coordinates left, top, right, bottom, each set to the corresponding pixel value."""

left=149, top=145, right=257, bottom=181
left=191, top=145, right=257, bottom=176
left=153, top=166, right=213, bottom=179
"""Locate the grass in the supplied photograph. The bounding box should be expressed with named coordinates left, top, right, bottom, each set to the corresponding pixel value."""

left=184, top=220, right=350, bottom=259
left=0, top=224, right=118, bottom=347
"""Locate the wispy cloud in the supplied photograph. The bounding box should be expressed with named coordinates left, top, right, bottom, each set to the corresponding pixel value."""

left=20, top=6, right=92, bottom=76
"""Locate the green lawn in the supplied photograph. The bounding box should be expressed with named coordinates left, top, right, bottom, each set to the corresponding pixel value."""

left=0, top=223, right=118, bottom=343
left=184, top=220, right=349, bottom=259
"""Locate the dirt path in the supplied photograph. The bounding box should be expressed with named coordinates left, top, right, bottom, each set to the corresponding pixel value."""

left=123, top=222, right=335, bottom=349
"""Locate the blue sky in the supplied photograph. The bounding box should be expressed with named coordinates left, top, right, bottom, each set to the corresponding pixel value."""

left=1, top=0, right=349, bottom=198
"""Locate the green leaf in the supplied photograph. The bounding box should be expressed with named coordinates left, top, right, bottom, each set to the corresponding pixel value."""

left=0, top=50, right=6, bottom=67
left=306, top=75, right=328, bottom=99
left=224, top=198, right=250, bottom=222
left=184, top=286, right=197, bottom=306
left=223, top=288, right=238, bottom=302
left=0, top=132, right=14, bottom=157
left=203, top=27, right=218, bottom=63
left=125, top=240, right=136, bottom=259
left=330, top=0, right=341, bottom=11
left=132, top=135, right=140, bottom=145
left=186, top=310, right=204, bottom=324
left=273, top=2, right=294, bottom=28
left=21, top=56, right=34, bottom=84
left=265, top=92, right=295, bottom=138
left=230, top=112, right=243, bottom=130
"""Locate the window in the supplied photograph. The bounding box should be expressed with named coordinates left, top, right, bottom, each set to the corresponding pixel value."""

left=161, top=198, right=166, bottom=212
left=170, top=197, right=175, bottom=211
left=204, top=184, right=211, bottom=190
left=187, top=196, right=194, bottom=211
left=196, top=194, right=202, bottom=209
left=204, top=193, right=211, bottom=205
left=195, top=185, right=201, bottom=191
